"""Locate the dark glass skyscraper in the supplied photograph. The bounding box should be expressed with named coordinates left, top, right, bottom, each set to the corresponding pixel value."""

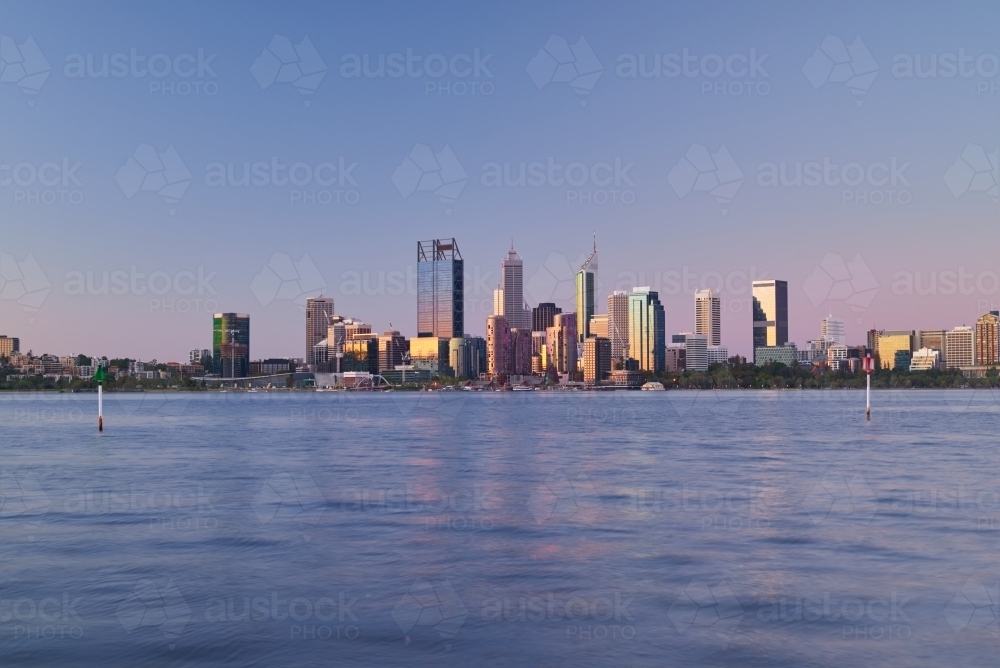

left=213, top=312, right=250, bottom=378
left=417, top=239, right=464, bottom=338
left=531, top=302, right=562, bottom=332
left=752, top=280, right=788, bottom=361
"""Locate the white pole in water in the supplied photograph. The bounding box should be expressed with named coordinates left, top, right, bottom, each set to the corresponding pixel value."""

left=863, top=354, right=873, bottom=421
left=98, top=383, right=103, bottom=431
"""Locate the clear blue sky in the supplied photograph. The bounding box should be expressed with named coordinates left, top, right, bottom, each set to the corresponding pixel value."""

left=2, top=0, right=998, bottom=360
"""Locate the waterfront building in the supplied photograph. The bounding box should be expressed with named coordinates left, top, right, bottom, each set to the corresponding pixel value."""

left=450, top=337, right=485, bottom=379
left=915, top=330, right=947, bottom=365
left=754, top=343, right=797, bottom=367
left=827, top=344, right=849, bottom=362
left=628, top=288, right=665, bottom=372
left=910, top=347, right=940, bottom=371
left=893, top=349, right=912, bottom=371
left=410, top=337, right=452, bottom=375
left=675, top=332, right=708, bottom=371
left=695, top=289, right=721, bottom=346
left=487, top=315, right=511, bottom=377
left=706, top=345, right=729, bottom=366
left=752, top=280, right=788, bottom=363
left=546, top=312, right=578, bottom=375
left=510, top=328, right=533, bottom=376
left=378, top=330, right=408, bottom=372
left=342, top=336, right=378, bottom=374
left=666, top=345, right=685, bottom=372
left=974, top=311, right=999, bottom=366
left=575, top=239, right=598, bottom=342
left=583, top=336, right=612, bottom=384
left=875, top=330, right=914, bottom=369
left=417, top=238, right=464, bottom=339
left=607, top=291, right=629, bottom=364
left=305, top=297, right=335, bottom=366
left=213, top=313, right=250, bottom=378
left=188, top=348, right=210, bottom=364
left=945, top=326, right=975, bottom=368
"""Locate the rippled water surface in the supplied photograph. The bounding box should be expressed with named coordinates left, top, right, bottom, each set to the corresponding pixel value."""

left=1, top=389, right=998, bottom=666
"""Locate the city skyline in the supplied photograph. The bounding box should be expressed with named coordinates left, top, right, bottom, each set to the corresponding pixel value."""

left=1, top=2, right=998, bottom=362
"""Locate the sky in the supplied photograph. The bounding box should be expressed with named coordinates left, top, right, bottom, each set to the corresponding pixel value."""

left=1, top=0, right=998, bottom=361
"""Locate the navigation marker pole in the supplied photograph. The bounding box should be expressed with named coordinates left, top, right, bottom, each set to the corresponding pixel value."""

left=93, top=363, right=108, bottom=431
left=863, top=354, right=873, bottom=421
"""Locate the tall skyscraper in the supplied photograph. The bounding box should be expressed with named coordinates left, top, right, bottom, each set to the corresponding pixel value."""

left=486, top=315, right=511, bottom=377
left=493, top=244, right=531, bottom=330
left=694, top=289, right=721, bottom=346
left=417, top=239, right=464, bottom=339
left=821, top=313, right=845, bottom=345
left=378, top=330, right=408, bottom=372
left=607, top=291, right=629, bottom=364
left=546, top=312, right=578, bottom=375
left=628, top=288, right=665, bottom=372
left=575, top=237, right=597, bottom=342
left=0, top=335, right=21, bottom=356
left=583, top=336, right=611, bottom=384
left=213, top=313, right=250, bottom=378
left=975, top=311, right=999, bottom=365
left=752, top=280, right=788, bottom=362
left=306, top=296, right=335, bottom=366
left=875, top=330, right=914, bottom=369
left=532, top=302, right=562, bottom=332
left=676, top=332, right=708, bottom=371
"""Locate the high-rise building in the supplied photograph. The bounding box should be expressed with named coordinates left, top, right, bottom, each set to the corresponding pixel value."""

left=706, top=345, right=729, bottom=366
left=875, top=330, right=914, bottom=369
left=305, top=297, right=335, bottom=366
left=910, top=348, right=940, bottom=371
left=583, top=337, right=611, bottom=384
left=188, top=348, right=211, bottom=364
left=695, top=289, right=721, bottom=346
left=945, top=326, right=975, bottom=368
left=417, top=239, right=464, bottom=339
left=607, top=291, right=629, bottom=364
left=532, top=303, right=562, bottom=332
left=589, top=314, right=609, bottom=339
left=342, top=336, right=378, bottom=374
left=378, top=330, right=408, bottom=372
left=821, top=313, right=845, bottom=345
left=486, top=315, right=511, bottom=377
left=493, top=245, right=531, bottom=330
left=0, top=335, right=20, bottom=357
left=325, top=316, right=371, bottom=372
left=628, top=288, right=665, bottom=373
left=666, top=345, right=685, bottom=372
left=213, top=313, right=250, bottom=378
left=510, top=328, right=533, bottom=375
left=410, top=337, right=452, bottom=375
left=974, top=311, right=999, bottom=366
left=546, top=312, right=578, bottom=375
left=450, top=337, right=486, bottom=379
left=575, top=238, right=598, bottom=342
left=676, top=332, right=708, bottom=371
left=752, top=280, right=788, bottom=362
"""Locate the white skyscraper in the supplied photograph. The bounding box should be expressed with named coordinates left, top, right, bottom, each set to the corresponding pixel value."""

left=493, top=244, right=531, bottom=330
left=695, top=289, right=721, bottom=346
left=821, top=313, right=845, bottom=345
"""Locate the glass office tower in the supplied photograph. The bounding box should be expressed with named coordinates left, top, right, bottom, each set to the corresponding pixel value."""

left=752, top=280, right=788, bottom=361
left=213, top=313, right=250, bottom=378
left=628, top=288, right=665, bottom=372
left=575, top=239, right=598, bottom=342
left=417, top=239, right=464, bottom=339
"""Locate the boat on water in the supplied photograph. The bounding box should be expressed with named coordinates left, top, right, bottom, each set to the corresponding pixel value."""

left=512, top=386, right=534, bottom=391
left=641, top=381, right=665, bottom=391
